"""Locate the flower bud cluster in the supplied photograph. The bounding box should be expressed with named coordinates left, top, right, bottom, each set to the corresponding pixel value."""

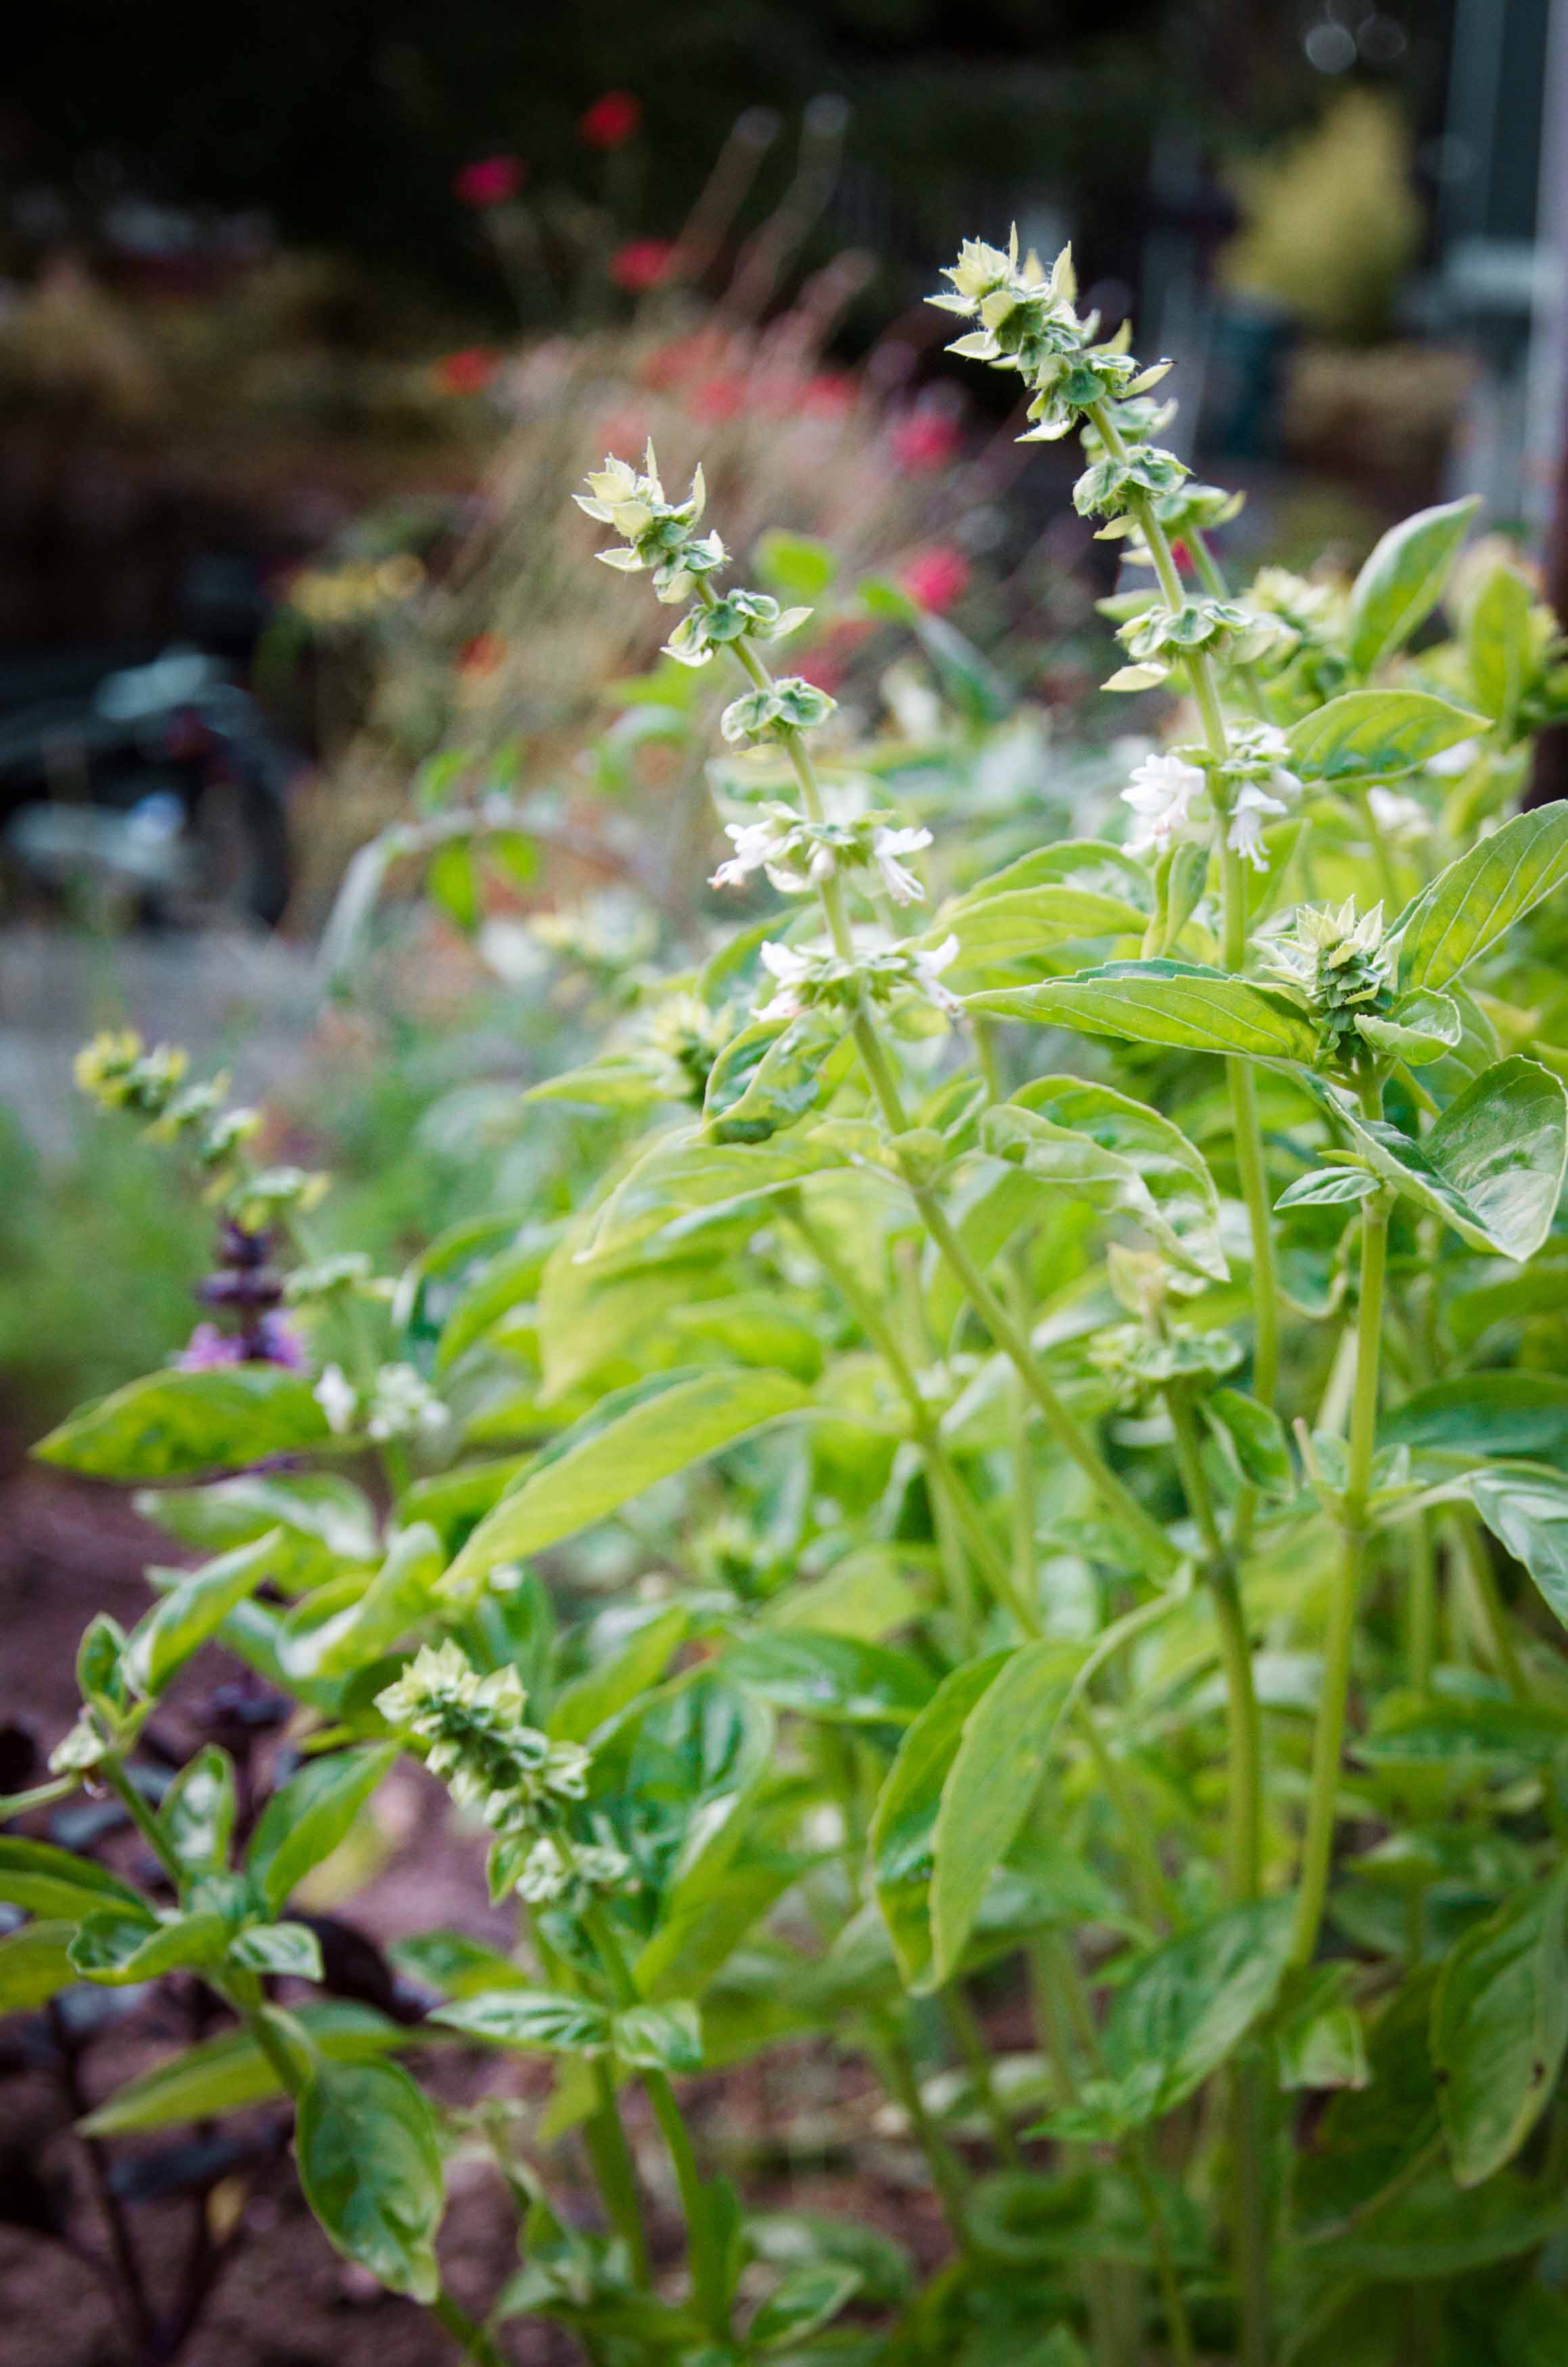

left=1090, top=1319, right=1243, bottom=1408
left=1266, top=900, right=1393, bottom=1061
left=643, top=992, right=731, bottom=1107
left=929, top=233, right=1170, bottom=445
left=756, top=932, right=961, bottom=1025
left=376, top=1642, right=629, bottom=1907
left=575, top=446, right=724, bottom=605
left=315, top=1360, right=449, bottom=1442
left=711, top=804, right=932, bottom=906
left=720, top=679, right=837, bottom=745
left=664, top=587, right=811, bottom=669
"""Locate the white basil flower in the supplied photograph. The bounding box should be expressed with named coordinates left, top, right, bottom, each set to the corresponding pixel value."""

left=872, top=824, right=933, bottom=906
left=1122, top=751, right=1207, bottom=856
left=913, top=932, right=963, bottom=1014
left=313, top=1362, right=358, bottom=1435
left=755, top=939, right=816, bottom=1021
left=1226, top=778, right=1289, bottom=871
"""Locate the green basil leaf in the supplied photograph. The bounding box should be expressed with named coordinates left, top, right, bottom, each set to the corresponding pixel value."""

left=124, top=1531, right=284, bottom=1698
left=0, top=1837, right=147, bottom=1921
left=157, top=1747, right=237, bottom=1873
left=0, top=1918, right=80, bottom=2011
left=705, top=1013, right=852, bottom=1144
left=246, top=1745, right=397, bottom=1912
left=229, top=1920, right=325, bottom=1981
left=1327, top=1058, right=1567, bottom=1261
left=430, top=1989, right=612, bottom=2053
left=1383, top=1374, right=1568, bottom=1465
left=296, top=2059, right=444, bottom=2301
left=1274, top=1166, right=1381, bottom=1210
left=1203, top=1389, right=1293, bottom=1498
left=869, top=1653, right=1009, bottom=1990
left=748, top=2262, right=863, bottom=2351
left=440, top=1368, right=812, bottom=1600
left=1465, top=559, right=1536, bottom=726
left=35, top=1366, right=331, bottom=1481
left=78, top=2002, right=410, bottom=2134
left=1465, top=1464, right=1568, bottom=1629
left=931, top=1640, right=1086, bottom=1987
left=724, top=1630, right=935, bottom=1727
left=68, top=1906, right=232, bottom=1985
left=1396, top=805, right=1568, bottom=992
left=985, top=1076, right=1226, bottom=1279
left=1431, top=1866, right=1568, bottom=2186
left=1345, top=497, right=1477, bottom=675
left=296, top=1523, right=446, bottom=1681
left=548, top=1605, right=689, bottom=1744
left=613, top=2000, right=704, bottom=2071
left=1096, top=1898, right=1295, bottom=2123
left=969, top=961, right=1318, bottom=1062
left=1287, top=689, right=1485, bottom=783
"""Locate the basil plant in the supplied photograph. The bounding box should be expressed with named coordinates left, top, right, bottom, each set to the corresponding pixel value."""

left=12, top=228, right=1568, bottom=2367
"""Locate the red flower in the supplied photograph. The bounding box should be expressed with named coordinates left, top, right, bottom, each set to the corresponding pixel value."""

left=611, top=238, right=676, bottom=294
left=436, top=347, right=500, bottom=396
left=459, top=633, right=507, bottom=676
left=580, top=91, right=641, bottom=150
left=454, top=155, right=526, bottom=208
left=802, top=371, right=855, bottom=419
left=900, top=546, right=971, bottom=614
left=892, top=412, right=962, bottom=474
left=688, top=375, right=746, bottom=426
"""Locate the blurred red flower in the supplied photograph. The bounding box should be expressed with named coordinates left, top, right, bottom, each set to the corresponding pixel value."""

left=459, top=633, right=507, bottom=676
left=900, top=546, right=971, bottom=613
left=611, top=238, right=676, bottom=293
left=580, top=91, right=641, bottom=150
left=802, top=371, right=855, bottom=418
left=436, top=348, right=500, bottom=396
left=454, top=156, right=526, bottom=208
left=689, top=375, right=747, bottom=425
left=892, top=412, right=962, bottom=473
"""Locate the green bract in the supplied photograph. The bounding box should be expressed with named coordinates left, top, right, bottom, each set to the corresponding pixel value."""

left=11, top=218, right=1568, bottom=2367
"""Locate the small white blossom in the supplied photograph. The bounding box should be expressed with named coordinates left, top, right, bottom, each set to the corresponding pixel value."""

left=872, top=825, right=933, bottom=905
left=313, top=1363, right=358, bottom=1435
left=912, top=933, right=963, bottom=1014
left=1122, top=752, right=1207, bottom=856
left=367, top=1363, right=448, bottom=1443
left=710, top=818, right=784, bottom=892
left=756, top=940, right=817, bottom=1022
left=1426, top=736, right=1482, bottom=778
left=1367, top=786, right=1429, bottom=840
left=1226, top=779, right=1289, bottom=871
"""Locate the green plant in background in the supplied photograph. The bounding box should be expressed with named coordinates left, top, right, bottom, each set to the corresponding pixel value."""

left=1220, top=89, right=1423, bottom=345
left=10, top=225, right=1568, bottom=2367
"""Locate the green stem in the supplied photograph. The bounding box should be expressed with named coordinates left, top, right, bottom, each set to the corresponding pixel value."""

left=944, top=1983, right=1022, bottom=2166
left=1165, top=1389, right=1262, bottom=1903
left=1452, top=1509, right=1529, bottom=1700
left=586, top=2058, right=653, bottom=2286
left=788, top=1201, right=1040, bottom=1633
left=1124, top=2141, right=1197, bottom=2367
left=724, top=587, right=1177, bottom=1584
left=1079, top=1709, right=1180, bottom=1932
left=1291, top=1190, right=1390, bottom=1967
left=584, top=1902, right=727, bottom=2336
left=865, top=2009, right=972, bottom=2247
left=1407, top=1510, right=1437, bottom=1694
left=431, top=2291, right=509, bottom=2367
left=1090, top=401, right=1281, bottom=1439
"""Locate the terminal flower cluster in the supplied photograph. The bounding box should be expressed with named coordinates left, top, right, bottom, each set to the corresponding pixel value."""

left=711, top=804, right=931, bottom=904
left=1266, top=898, right=1393, bottom=1062
left=376, top=1642, right=627, bottom=1904
left=756, top=933, right=961, bottom=1024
